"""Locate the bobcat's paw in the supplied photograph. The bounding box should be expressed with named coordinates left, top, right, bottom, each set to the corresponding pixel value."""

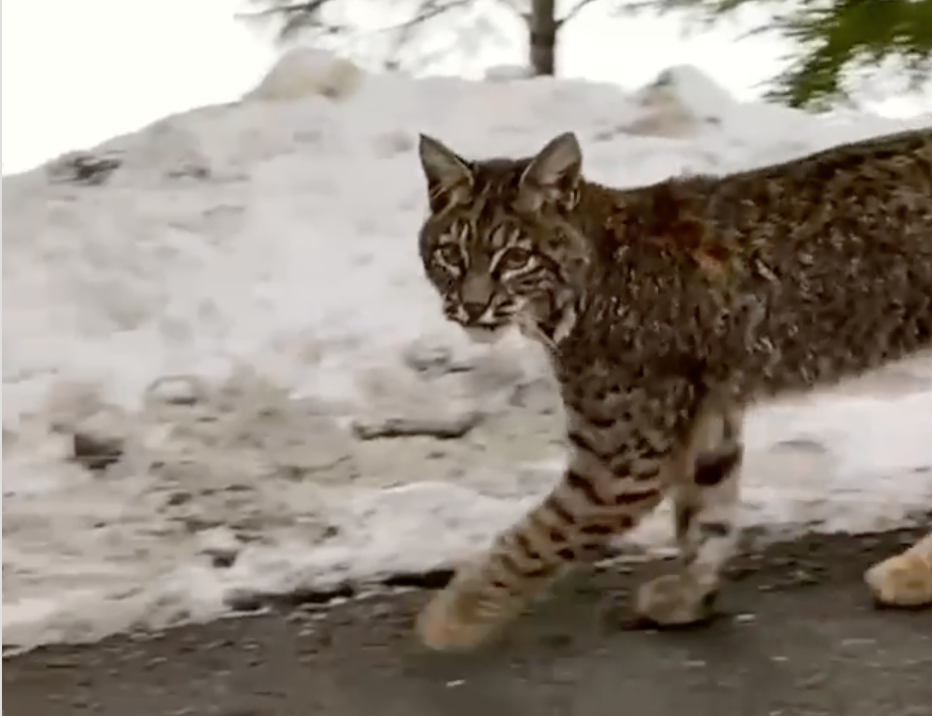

left=866, top=551, right=932, bottom=608
left=415, top=573, right=517, bottom=652
left=634, top=573, right=719, bottom=628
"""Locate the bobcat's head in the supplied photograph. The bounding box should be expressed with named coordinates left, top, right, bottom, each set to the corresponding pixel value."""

left=416, top=132, right=592, bottom=346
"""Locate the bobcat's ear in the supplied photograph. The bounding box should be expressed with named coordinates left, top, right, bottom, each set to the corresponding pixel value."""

left=418, top=134, right=475, bottom=213
left=517, top=132, right=582, bottom=212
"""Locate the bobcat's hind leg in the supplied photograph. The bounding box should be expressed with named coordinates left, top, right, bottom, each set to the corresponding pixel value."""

left=866, top=529, right=932, bottom=608
left=636, top=403, right=744, bottom=627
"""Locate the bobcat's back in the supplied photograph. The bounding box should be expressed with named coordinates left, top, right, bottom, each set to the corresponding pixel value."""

left=569, top=127, right=932, bottom=399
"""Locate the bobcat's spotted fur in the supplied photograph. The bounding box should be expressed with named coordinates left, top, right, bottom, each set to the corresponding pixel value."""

left=414, top=126, right=932, bottom=651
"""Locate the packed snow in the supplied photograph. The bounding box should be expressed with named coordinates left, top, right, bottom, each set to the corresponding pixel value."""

left=4, top=50, right=932, bottom=652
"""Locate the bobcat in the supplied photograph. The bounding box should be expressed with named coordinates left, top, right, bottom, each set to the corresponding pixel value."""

left=413, top=125, right=932, bottom=651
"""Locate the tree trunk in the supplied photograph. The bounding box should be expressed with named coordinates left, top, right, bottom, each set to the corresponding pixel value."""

left=528, top=0, right=558, bottom=76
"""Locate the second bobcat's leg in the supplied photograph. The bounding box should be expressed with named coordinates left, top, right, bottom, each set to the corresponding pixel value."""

left=636, top=404, right=744, bottom=626
left=865, top=528, right=932, bottom=608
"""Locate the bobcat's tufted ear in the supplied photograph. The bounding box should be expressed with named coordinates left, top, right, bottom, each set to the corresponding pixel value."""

left=418, top=134, right=475, bottom=213
left=517, top=132, right=582, bottom=212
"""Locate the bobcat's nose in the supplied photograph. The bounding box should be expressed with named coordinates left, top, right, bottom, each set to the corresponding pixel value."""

left=462, top=299, right=490, bottom=322
left=459, top=272, right=493, bottom=323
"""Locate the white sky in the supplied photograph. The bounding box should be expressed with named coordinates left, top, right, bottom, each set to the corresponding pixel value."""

left=2, top=0, right=272, bottom=173
left=2, top=0, right=929, bottom=175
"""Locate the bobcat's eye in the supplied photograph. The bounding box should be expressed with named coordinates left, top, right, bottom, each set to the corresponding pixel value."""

left=436, top=243, right=462, bottom=267
left=498, top=247, right=533, bottom=272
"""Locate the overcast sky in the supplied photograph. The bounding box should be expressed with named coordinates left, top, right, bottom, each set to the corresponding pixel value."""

left=2, top=0, right=928, bottom=174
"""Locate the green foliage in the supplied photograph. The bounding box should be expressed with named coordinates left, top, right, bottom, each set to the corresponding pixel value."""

left=626, top=0, right=932, bottom=109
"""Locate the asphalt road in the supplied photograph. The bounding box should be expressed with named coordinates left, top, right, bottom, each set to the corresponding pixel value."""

left=5, top=526, right=932, bottom=716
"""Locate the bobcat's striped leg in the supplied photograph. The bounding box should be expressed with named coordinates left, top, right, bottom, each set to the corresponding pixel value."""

left=636, top=403, right=744, bottom=626
left=416, top=401, right=673, bottom=651
left=415, top=486, right=601, bottom=653
left=866, top=529, right=932, bottom=608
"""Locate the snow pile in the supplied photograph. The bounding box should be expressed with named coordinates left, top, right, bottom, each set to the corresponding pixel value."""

left=4, top=51, right=932, bottom=651
left=485, top=64, right=535, bottom=81
left=244, top=47, right=366, bottom=103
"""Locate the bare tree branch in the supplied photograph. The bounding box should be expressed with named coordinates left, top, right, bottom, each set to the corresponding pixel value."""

left=558, top=0, right=602, bottom=27
left=383, top=0, right=475, bottom=62
left=240, top=0, right=571, bottom=76
left=236, top=0, right=343, bottom=40
left=242, top=0, right=331, bottom=21
left=496, top=0, right=531, bottom=19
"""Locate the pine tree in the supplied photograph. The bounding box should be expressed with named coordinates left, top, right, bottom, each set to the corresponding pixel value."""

left=632, top=0, right=932, bottom=108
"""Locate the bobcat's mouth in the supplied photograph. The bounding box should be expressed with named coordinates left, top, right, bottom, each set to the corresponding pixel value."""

left=444, top=296, right=516, bottom=344
left=463, top=324, right=509, bottom=344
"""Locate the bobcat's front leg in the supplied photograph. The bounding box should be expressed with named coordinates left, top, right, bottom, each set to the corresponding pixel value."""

left=416, top=384, right=688, bottom=651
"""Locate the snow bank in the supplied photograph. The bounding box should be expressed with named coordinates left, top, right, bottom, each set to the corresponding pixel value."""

left=244, top=47, right=365, bottom=103
left=4, top=52, right=932, bottom=652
